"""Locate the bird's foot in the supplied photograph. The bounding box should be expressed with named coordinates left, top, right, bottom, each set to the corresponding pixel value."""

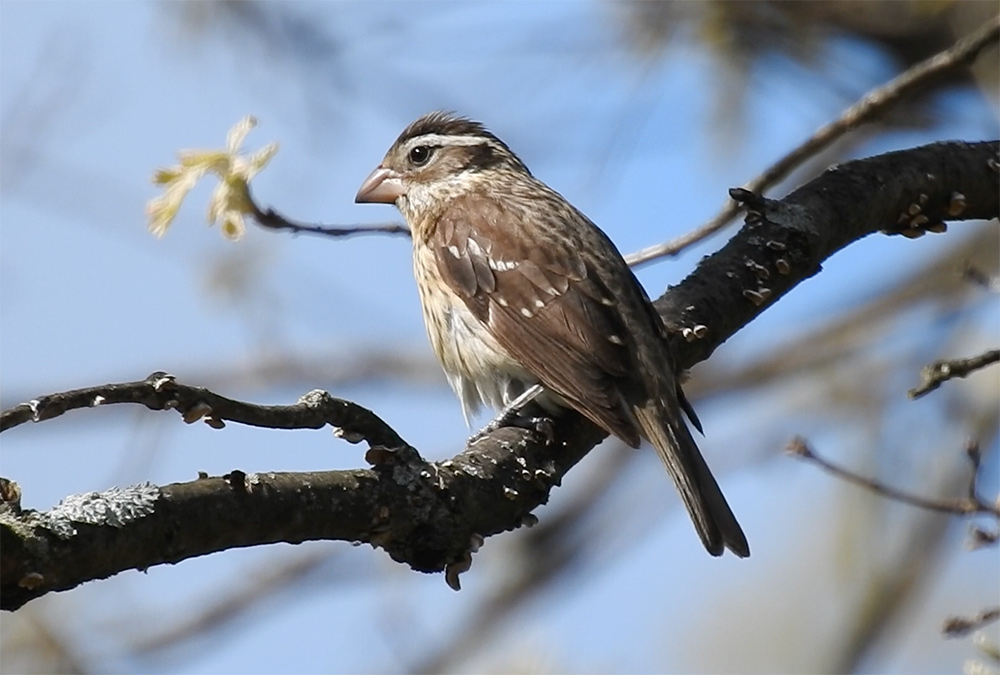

left=469, top=384, right=554, bottom=445
left=469, top=410, right=555, bottom=445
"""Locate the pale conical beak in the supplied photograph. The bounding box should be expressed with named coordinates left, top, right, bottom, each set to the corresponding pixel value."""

left=355, top=167, right=404, bottom=204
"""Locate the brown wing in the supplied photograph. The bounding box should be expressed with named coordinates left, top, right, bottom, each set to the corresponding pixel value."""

left=431, top=192, right=643, bottom=446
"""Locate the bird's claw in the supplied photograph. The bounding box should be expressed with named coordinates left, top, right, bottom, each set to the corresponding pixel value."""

left=530, top=416, right=555, bottom=445
left=469, top=411, right=556, bottom=446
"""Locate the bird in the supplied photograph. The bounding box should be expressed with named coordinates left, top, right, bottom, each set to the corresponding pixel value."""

left=355, top=111, right=748, bottom=557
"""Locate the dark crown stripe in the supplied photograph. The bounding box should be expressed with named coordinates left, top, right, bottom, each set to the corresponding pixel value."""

left=396, top=111, right=494, bottom=145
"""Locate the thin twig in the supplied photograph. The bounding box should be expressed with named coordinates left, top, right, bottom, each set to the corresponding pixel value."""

left=624, top=18, right=1000, bottom=268
left=909, top=349, right=1000, bottom=399
left=943, top=607, right=1000, bottom=637
left=785, top=437, right=999, bottom=518
left=248, top=187, right=410, bottom=239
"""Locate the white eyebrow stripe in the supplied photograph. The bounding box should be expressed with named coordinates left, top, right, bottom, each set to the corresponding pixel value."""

left=402, top=134, right=493, bottom=150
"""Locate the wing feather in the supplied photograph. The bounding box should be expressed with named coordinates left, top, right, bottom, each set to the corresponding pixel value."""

left=432, top=194, right=641, bottom=446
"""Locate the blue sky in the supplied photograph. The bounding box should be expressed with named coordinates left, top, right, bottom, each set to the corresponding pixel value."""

left=1, top=2, right=998, bottom=673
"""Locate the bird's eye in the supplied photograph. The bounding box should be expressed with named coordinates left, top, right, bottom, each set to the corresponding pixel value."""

left=408, top=145, right=433, bottom=166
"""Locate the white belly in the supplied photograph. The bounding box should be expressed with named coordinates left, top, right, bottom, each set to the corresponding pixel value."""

left=413, top=245, right=535, bottom=424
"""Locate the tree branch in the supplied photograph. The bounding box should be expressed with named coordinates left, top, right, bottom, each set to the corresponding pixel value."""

left=2, top=140, right=997, bottom=611
left=0, top=371, right=406, bottom=449
left=908, top=349, right=1000, bottom=399
left=786, top=437, right=1000, bottom=518
left=248, top=192, right=410, bottom=239
left=657, top=139, right=999, bottom=367
left=943, top=607, right=1000, bottom=637
left=0, top=390, right=604, bottom=610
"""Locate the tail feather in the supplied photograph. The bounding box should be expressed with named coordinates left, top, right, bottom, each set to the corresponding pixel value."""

left=633, top=402, right=749, bottom=558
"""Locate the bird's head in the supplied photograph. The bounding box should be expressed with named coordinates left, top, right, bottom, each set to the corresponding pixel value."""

left=355, top=112, right=530, bottom=223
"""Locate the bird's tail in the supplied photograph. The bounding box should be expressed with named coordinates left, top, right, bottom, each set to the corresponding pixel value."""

left=633, top=401, right=749, bottom=557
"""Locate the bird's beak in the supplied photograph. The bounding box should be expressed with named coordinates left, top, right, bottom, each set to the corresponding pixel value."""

left=355, top=167, right=404, bottom=204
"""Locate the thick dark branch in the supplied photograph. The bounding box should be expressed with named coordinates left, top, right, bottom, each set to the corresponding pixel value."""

left=658, top=140, right=999, bottom=367
left=0, top=406, right=603, bottom=610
